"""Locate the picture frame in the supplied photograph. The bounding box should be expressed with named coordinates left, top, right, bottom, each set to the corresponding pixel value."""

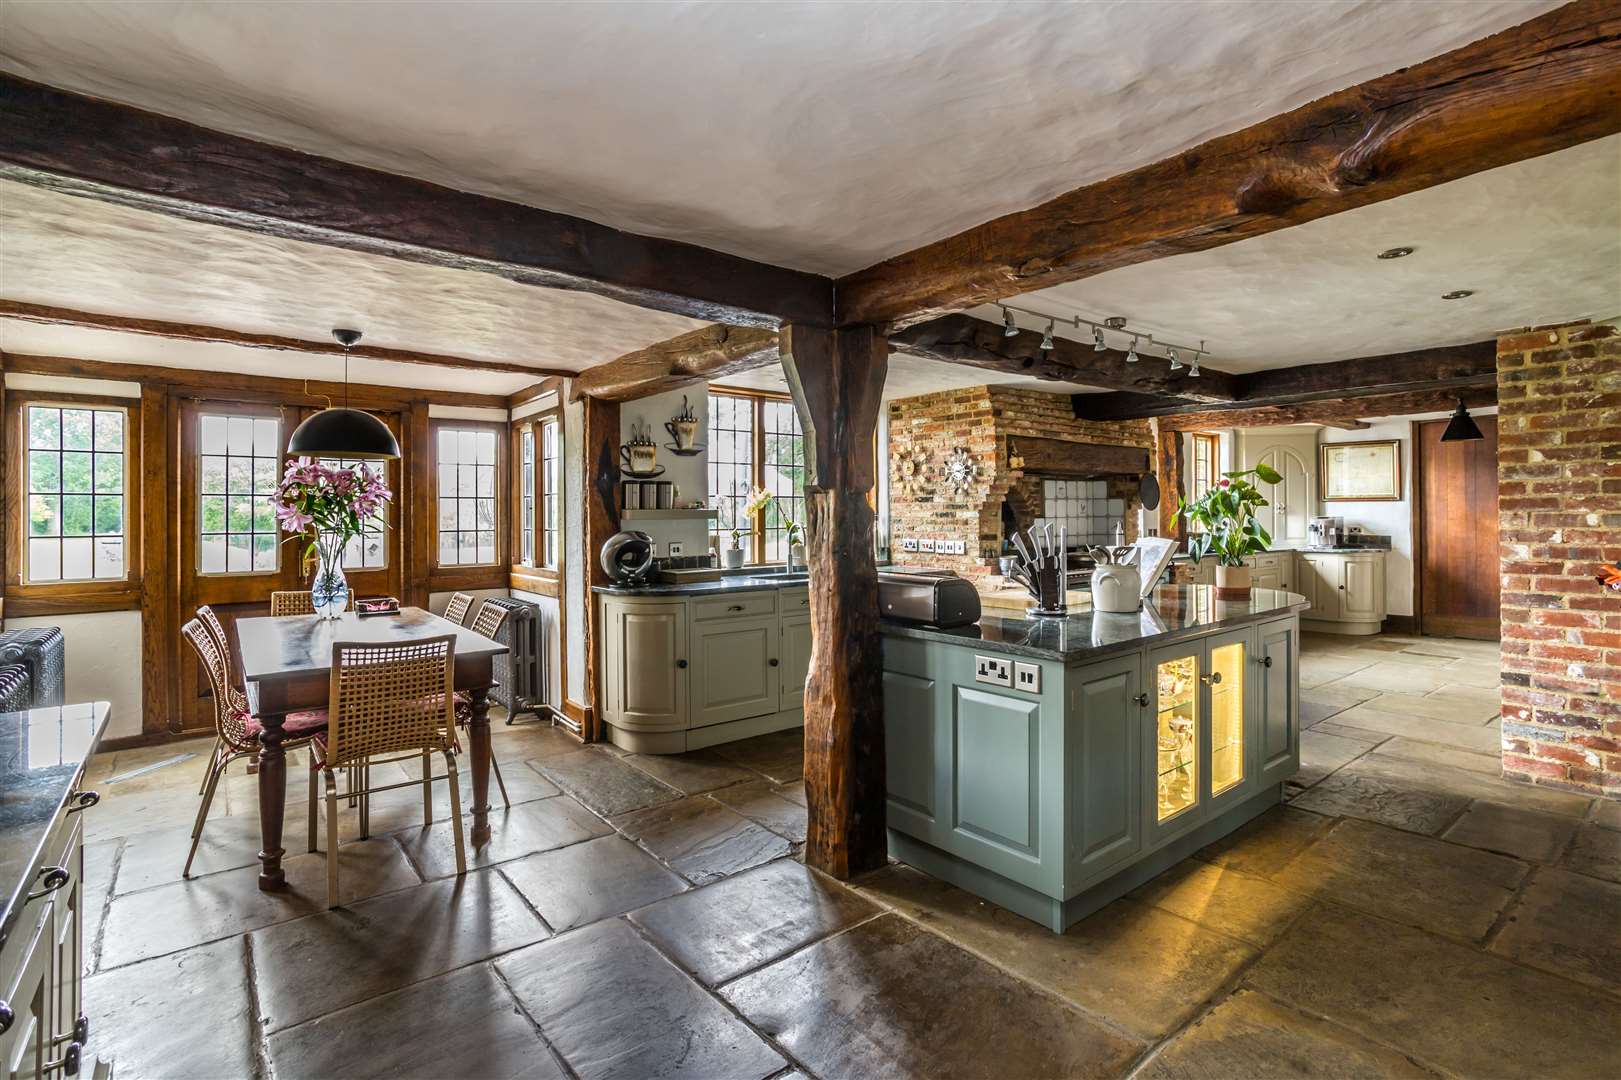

left=1320, top=440, right=1401, bottom=502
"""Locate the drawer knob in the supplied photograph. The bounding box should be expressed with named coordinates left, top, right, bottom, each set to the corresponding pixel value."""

left=728, top=604, right=744, bottom=612
left=67, top=790, right=100, bottom=813
left=1338, top=584, right=1346, bottom=590
left=28, top=865, right=70, bottom=901
left=769, top=658, right=779, bottom=667
left=1135, top=693, right=1150, bottom=707
left=0, top=1001, right=12, bottom=1035
left=676, top=659, right=688, bottom=669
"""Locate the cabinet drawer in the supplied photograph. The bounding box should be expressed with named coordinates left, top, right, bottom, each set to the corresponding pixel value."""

left=691, top=592, right=778, bottom=622
left=779, top=588, right=811, bottom=613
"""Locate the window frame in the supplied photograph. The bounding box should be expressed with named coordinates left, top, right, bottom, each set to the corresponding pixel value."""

left=510, top=408, right=562, bottom=583
left=540, top=416, right=561, bottom=571
left=431, top=418, right=506, bottom=570
left=707, top=387, right=808, bottom=566
left=4, top=391, right=144, bottom=612
left=1189, top=432, right=1220, bottom=533
left=192, top=406, right=287, bottom=578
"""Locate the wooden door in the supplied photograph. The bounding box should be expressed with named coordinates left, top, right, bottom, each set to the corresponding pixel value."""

left=1416, top=416, right=1500, bottom=639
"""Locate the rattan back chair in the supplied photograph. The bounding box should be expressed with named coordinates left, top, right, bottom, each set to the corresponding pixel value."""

left=312, top=634, right=466, bottom=907
left=180, top=617, right=327, bottom=877
left=468, top=600, right=508, bottom=640
left=459, top=602, right=514, bottom=807
left=270, top=590, right=355, bottom=617
left=442, top=592, right=475, bottom=626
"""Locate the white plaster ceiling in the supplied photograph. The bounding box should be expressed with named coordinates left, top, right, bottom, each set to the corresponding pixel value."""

left=974, top=136, right=1621, bottom=373
left=0, top=180, right=708, bottom=377
left=718, top=352, right=1098, bottom=403
left=0, top=0, right=1561, bottom=277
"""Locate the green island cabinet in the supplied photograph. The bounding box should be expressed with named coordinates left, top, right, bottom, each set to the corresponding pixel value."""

left=597, top=584, right=812, bottom=753
left=882, top=585, right=1305, bottom=932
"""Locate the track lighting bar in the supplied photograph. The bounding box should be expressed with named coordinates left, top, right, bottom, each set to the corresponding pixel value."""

left=996, top=304, right=1210, bottom=373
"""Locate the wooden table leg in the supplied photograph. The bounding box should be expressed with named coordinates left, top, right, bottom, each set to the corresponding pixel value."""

left=257, top=712, right=289, bottom=891
left=468, top=687, right=493, bottom=846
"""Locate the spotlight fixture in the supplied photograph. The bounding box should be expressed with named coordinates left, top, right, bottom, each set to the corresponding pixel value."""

left=1092, top=325, right=1106, bottom=352
left=1167, top=347, right=1183, bottom=371
left=1442, top=290, right=1474, bottom=300
left=1125, top=336, right=1140, bottom=364
left=1002, top=307, right=1019, bottom=336
left=1039, top=319, right=1055, bottom=351
left=1103, top=316, right=1128, bottom=329
left=1440, top=399, right=1485, bottom=442
left=1377, top=246, right=1415, bottom=260
left=1189, top=345, right=1203, bottom=378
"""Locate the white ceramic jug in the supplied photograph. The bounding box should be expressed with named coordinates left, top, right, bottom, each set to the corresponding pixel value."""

left=1091, top=563, right=1142, bottom=613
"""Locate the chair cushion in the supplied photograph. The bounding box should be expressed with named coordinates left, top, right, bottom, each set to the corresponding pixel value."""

left=239, top=707, right=329, bottom=740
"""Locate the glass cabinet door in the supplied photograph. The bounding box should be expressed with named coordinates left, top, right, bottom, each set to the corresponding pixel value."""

left=1154, top=652, right=1200, bottom=824
left=1209, top=639, right=1246, bottom=796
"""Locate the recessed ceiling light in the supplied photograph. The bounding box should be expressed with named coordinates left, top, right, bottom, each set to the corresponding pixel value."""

left=1377, top=246, right=1415, bottom=260
left=1442, top=290, right=1474, bottom=300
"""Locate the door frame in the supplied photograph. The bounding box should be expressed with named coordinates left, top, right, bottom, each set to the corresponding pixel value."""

left=1409, top=416, right=1500, bottom=639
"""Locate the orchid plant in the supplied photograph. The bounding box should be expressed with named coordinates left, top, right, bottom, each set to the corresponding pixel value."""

left=1179, top=463, right=1282, bottom=567
left=737, top=486, right=773, bottom=550
left=273, top=456, right=393, bottom=578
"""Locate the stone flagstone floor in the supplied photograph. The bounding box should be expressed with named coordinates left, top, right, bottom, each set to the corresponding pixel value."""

left=79, top=631, right=1620, bottom=1079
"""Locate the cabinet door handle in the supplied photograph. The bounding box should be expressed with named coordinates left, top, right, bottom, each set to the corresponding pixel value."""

left=1201, top=671, right=1223, bottom=685
left=1260, top=655, right=1274, bottom=668
left=28, top=865, right=70, bottom=902
left=66, top=790, right=100, bottom=813
left=1135, top=693, right=1150, bottom=707
left=728, top=604, right=744, bottom=612
left=768, top=658, right=779, bottom=666
left=43, top=1041, right=81, bottom=1077
left=1338, top=584, right=1345, bottom=590
left=676, top=659, right=688, bottom=669
left=0, top=1001, right=12, bottom=1036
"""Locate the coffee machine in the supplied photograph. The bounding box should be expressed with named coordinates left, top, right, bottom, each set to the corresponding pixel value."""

left=1308, top=516, right=1344, bottom=548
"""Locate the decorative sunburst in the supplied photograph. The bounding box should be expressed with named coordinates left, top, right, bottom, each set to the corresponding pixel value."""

left=942, top=447, right=978, bottom=495
left=891, top=445, right=927, bottom=496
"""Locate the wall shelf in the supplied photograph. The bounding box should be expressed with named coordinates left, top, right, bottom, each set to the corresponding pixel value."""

left=621, top=508, right=718, bottom=521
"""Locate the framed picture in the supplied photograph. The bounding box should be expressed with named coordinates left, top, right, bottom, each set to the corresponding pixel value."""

left=1320, top=440, right=1401, bottom=502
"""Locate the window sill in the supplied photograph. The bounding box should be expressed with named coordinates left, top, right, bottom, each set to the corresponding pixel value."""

left=4, top=582, right=141, bottom=617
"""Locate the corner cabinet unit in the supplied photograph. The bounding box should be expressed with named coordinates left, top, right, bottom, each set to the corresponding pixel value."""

left=599, top=588, right=811, bottom=753
left=1299, top=552, right=1386, bottom=635
left=881, top=609, right=1300, bottom=933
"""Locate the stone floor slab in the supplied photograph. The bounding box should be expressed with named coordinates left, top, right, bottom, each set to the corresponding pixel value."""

left=1590, top=799, right=1621, bottom=830
left=630, top=859, right=876, bottom=985
left=1560, top=821, right=1621, bottom=883
left=1294, top=728, right=1382, bottom=788
left=251, top=869, right=547, bottom=1032
left=710, top=727, right=805, bottom=783
left=266, top=962, right=565, bottom=1080
left=1288, top=757, right=1475, bottom=835
left=1330, top=696, right=1501, bottom=735
left=100, top=836, right=419, bottom=968
left=84, top=937, right=256, bottom=1080
left=1442, top=801, right=1578, bottom=863
left=1299, top=682, right=1381, bottom=712
left=1272, top=818, right=1527, bottom=940
left=1369, top=736, right=1505, bottom=776
left=498, top=916, right=785, bottom=1080
left=724, top=914, right=1142, bottom=1080
left=620, top=748, right=757, bottom=794
left=1489, top=866, right=1621, bottom=992
left=612, top=796, right=793, bottom=884
left=858, top=864, right=1255, bottom=1041
left=1327, top=661, right=1453, bottom=696
left=1245, top=904, right=1621, bottom=1079
left=500, top=833, right=687, bottom=933
left=397, top=792, right=613, bottom=879
left=709, top=779, right=809, bottom=843
left=1135, top=989, right=1434, bottom=1080
left=1194, top=806, right=1335, bottom=879
left=534, top=747, right=683, bottom=817
left=1128, top=860, right=1312, bottom=948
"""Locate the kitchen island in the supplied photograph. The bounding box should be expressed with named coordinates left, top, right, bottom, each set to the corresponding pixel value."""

left=882, top=585, right=1305, bottom=932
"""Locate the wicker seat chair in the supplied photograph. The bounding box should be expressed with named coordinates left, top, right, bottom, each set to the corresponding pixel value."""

left=441, top=592, right=475, bottom=626
left=270, top=590, right=355, bottom=617
left=311, top=634, right=467, bottom=908
left=457, top=602, right=512, bottom=806
left=180, top=617, right=329, bottom=877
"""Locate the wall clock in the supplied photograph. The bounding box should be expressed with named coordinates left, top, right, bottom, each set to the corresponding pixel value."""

left=891, top=445, right=927, bottom=496
left=942, top=447, right=978, bottom=494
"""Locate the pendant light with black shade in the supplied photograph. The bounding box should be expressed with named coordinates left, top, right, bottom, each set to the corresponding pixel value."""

left=288, top=329, right=402, bottom=459
left=1440, top=398, right=1485, bottom=442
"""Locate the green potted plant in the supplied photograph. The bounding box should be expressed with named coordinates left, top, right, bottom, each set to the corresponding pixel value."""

left=1179, top=463, right=1281, bottom=598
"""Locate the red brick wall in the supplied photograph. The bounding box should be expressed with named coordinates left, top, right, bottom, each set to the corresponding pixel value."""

left=886, top=386, right=1152, bottom=577
left=1497, top=320, right=1621, bottom=798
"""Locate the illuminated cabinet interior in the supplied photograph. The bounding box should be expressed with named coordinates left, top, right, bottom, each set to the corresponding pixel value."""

left=1210, top=640, right=1246, bottom=795
left=1155, top=654, right=1199, bottom=823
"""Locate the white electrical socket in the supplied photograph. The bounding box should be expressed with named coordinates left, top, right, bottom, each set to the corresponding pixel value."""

left=1014, top=662, right=1041, bottom=693
left=919, top=539, right=936, bottom=553
left=901, top=538, right=918, bottom=552
left=668, top=541, right=685, bottom=557
left=975, top=654, right=1013, bottom=687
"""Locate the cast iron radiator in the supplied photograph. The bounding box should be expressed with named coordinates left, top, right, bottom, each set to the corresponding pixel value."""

left=0, top=627, right=66, bottom=707
left=478, top=597, right=551, bottom=722
left=0, top=664, right=31, bottom=713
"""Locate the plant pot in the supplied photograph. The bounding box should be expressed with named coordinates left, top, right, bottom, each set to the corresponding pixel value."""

left=1215, top=563, right=1251, bottom=599
left=721, top=546, right=745, bottom=569
left=791, top=542, right=806, bottom=568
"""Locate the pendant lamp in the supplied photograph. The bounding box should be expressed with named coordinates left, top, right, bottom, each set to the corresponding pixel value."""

left=288, top=329, right=401, bottom=459
left=1439, top=399, right=1485, bottom=443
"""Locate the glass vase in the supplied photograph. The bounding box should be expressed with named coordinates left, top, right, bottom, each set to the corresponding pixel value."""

left=310, top=532, right=351, bottom=619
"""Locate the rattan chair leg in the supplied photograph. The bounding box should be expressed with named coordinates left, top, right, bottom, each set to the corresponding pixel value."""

left=421, top=749, right=433, bottom=826
left=182, top=756, right=228, bottom=878
left=491, top=750, right=511, bottom=809
left=358, top=759, right=370, bottom=839
left=324, top=769, right=340, bottom=910
left=199, top=738, right=221, bottom=794
left=444, top=751, right=467, bottom=877
left=307, top=761, right=319, bottom=854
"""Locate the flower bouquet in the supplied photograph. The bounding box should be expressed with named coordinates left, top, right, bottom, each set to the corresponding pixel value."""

left=272, top=456, right=392, bottom=618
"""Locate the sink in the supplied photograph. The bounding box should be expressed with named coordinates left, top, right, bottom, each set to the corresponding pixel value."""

left=749, top=572, right=811, bottom=585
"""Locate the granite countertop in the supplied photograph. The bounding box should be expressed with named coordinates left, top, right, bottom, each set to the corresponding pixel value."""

left=1175, top=545, right=1390, bottom=559
left=1, top=701, right=111, bottom=951
left=883, top=584, right=1309, bottom=662
left=593, top=574, right=808, bottom=597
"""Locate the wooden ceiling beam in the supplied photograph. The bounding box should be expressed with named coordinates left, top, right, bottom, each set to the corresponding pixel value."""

left=569, top=324, right=780, bottom=402
left=889, top=314, right=1238, bottom=402
left=1156, top=384, right=1495, bottom=431
left=0, top=75, right=833, bottom=329
left=1072, top=339, right=1498, bottom=421
left=0, top=300, right=570, bottom=378
left=836, top=2, right=1621, bottom=328
left=1010, top=436, right=1150, bottom=477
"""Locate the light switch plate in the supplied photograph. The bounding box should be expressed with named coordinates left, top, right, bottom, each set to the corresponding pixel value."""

left=1014, top=662, right=1041, bottom=694
left=975, top=654, right=1013, bottom=687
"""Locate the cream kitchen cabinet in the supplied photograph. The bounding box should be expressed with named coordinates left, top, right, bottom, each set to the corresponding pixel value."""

left=598, top=587, right=807, bottom=753
left=1300, top=552, right=1386, bottom=634
left=1245, top=552, right=1296, bottom=592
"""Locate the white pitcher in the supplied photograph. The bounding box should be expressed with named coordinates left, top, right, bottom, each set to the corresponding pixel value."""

left=1091, top=563, right=1142, bottom=613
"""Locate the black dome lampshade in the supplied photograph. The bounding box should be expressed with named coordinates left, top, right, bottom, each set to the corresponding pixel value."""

left=1440, top=399, right=1485, bottom=443
left=287, top=329, right=401, bottom=459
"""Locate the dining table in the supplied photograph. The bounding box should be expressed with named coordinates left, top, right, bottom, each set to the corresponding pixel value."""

left=236, top=606, right=509, bottom=892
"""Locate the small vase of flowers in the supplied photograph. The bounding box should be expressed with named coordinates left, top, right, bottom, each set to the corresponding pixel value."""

left=1179, top=464, right=1281, bottom=599
left=272, top=457, right=392, bottom=618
